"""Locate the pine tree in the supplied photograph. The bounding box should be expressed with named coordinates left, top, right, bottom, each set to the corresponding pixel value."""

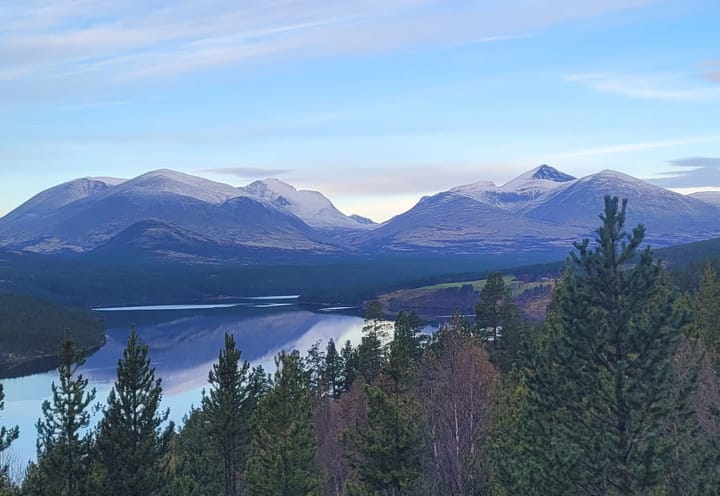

left=163, top=407, right=224, bottom=496
left=245, top=351, right=319, bottom=495
left=323, top=338, right=343, bottom=399
left=201, top=333, right=250, bottom=496
left=357, top=302, right=389, bottom=384
left=695, top=263, right=720, bottom=369
left=95, top=328, right=172, bottom=496
left=525, top=196, right=688, bottom=495
left=31, top=338, right=96, bottom=496
left=475, top=272, right=522, bottom=371
left=340, top=340, right=358, bottom=394
left=0, top=384, right=18, bottom=491
left=345, top=385, right=422, bottom=496
left=386, top=311, right=424, bottom=385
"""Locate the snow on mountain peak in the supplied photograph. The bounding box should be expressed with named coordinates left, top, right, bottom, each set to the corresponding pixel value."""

left=529, top=164, right=576, bottom=182
left=117, top=169, right=247, bottom=204
left=243, top=178, right=371, bottom=230
left=500, top=165, right=575, bottom=192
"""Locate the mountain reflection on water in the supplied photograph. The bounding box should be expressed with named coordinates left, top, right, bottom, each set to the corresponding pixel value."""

left=1, top=302, right=365, bottom=468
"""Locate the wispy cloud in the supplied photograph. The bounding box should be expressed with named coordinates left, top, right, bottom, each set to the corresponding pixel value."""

left=649, top=157, right=720, bottom=188
left=0, top=0, right=659, bottom=100
left=197, top=167, right=293, bottom=178
left=703, top=61, right=720, bottom=83
left=566, top=72, right=720, bottom=102
left=546, top=135, right=720, bottom=160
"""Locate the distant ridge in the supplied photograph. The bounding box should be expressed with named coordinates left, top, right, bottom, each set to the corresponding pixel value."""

left=1, top=165, right=719, bottom=260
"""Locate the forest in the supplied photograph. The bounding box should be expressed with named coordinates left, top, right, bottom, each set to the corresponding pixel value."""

left=0, top=196, right=719, bottom=496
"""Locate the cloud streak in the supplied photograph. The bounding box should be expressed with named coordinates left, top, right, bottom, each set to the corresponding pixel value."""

left=649, top=157, right=720, bottom=188
left=566, top=72, right=720, bottom=102
left=198, top=167, right=293, bottom=178
left=0, top=0, right=659, bottom=100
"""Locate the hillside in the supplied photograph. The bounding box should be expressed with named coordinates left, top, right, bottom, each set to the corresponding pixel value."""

left=0, top=292, right=105, bottom=377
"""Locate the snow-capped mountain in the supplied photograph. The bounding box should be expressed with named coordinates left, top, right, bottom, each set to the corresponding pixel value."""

left=525, top=170, right=720, bottom=244
left=355, top=166, right=720, bottom=254
left=449, top=164, right=576, bottom=212
left=242, top=178, right=373, bottom=230
left=0, top=170, right=337, bottom=256
left=1, top=166, right=719, bottom=260
left=691, top=191, right=720, bottom=207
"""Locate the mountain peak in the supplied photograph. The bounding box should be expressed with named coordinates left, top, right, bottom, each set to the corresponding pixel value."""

left=243, top=178, right=372, bottom=230
left=530, top=164, right=575, bottom=182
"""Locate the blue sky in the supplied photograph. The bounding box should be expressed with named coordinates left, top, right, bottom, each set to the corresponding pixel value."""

left=1, top=0, right=719, bottom=221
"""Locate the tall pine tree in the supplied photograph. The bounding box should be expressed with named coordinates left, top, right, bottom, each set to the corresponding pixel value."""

left=30, top=338, right=96, bottom=496
left=95, top=327, right=172, bottom=496
left=245, top=351, right=319, bottom=495
left=525, top=196, right=688, bottom=495
left=201, top=333, right=251, bottom=496
left=0, top=383, right=18, bottom=492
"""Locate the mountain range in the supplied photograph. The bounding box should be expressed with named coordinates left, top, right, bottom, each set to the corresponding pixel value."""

left=1, top=165, right=719, bottom=261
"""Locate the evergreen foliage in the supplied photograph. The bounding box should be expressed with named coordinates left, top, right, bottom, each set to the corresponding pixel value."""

left=524, top=196, right=689, bottom=495
left=95, top=328, right=172, bottom=496
left=345, top=384, right=422, bottom=496
left=0, top=384, right=18, bottom=491
left=29, top=339, right=96, bottom=496
left=245, top=351, right=319, bottom=496
left=202, top=333, right=251, bottom=496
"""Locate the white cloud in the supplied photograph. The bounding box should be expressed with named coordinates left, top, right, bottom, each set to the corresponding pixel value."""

left=546, top=135, right=720, bottom=160
left=566, top=72, right=720, bottom=102
left=0, top=0, right=659, bottom=99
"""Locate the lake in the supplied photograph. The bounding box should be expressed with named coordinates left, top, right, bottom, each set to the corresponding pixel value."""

left=0, top=297, right=367, bottom=472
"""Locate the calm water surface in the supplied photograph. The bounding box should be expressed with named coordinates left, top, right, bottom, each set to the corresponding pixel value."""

left=1, top=298, right=365, bottom=469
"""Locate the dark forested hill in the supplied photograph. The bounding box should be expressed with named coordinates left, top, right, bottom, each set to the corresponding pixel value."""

left=0, top=292, right=105, bottom=377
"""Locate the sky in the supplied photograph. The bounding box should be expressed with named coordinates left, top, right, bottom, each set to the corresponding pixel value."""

left=1, top=0, right=719, bottom=222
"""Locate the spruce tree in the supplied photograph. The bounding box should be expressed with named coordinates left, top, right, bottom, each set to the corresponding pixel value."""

left=525, top=196, right=687, bottom=495
left=201, top=333, right=250, bottom=496
left=32, top=338, right=96, bottom=496
left=95, top=328, right=172, bottom=496
left=245, top=351, right=319, bottom=496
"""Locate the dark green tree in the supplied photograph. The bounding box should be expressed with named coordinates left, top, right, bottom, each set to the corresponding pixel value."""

left=386, top=311, right=424, bottom=385
left=340, top=340, right=358, bottom=394
left=95, top=328, right=172, bottom=496
left=345, top=385, right=422, bottom=496
left=323, top=338, right=343, bottom=399
left=357, top=302, right=389, bottom=384
left=245, top=351, right=319, bottom=495
left=524, top=196, right=689, bottom=495
left=29, top=338, right=96, bottom=496
left=695, top=263, right=720, bottom=368
left=475, top=272, right=523, bottom=371
left=0, top=384, right=18, bottom=493
left=201, top=333, right=251, bottom=496
left=164, top=407, right=224, bottom=496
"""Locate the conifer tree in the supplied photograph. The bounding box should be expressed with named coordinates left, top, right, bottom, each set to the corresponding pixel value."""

left=201, top=333, right=250, bottom=496
left=357, top=302, right=389, bottom=383
left=525, top=196, right=688, bottom=495
left=95, top=328, right=172, bottom=496
left=695, top=263, right=720, bottom=368
left=245, top=351, right=319, bottom=496
left=340, top=340, right=358, bottom=394
left=31, top=338, right=96, bottom=496
left=475, top=272, right=522, bottom=371
left=0, top=384, right=18, bottom=491
left=323, top=338, right=343, bottom=399
left=346, top=385, right=422, bottom=496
